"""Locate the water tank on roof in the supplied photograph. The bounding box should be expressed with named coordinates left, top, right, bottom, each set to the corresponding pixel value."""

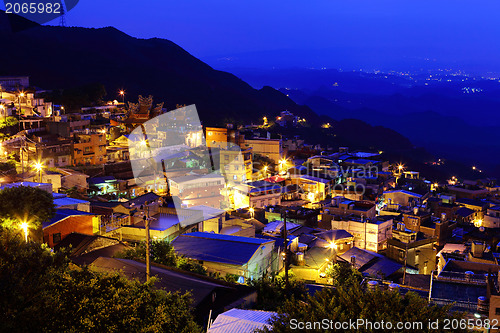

left=441, top=213, right=447, bottom=222
left=465, top=271, right=474, bottom=282
left=388, top=283, right=400, bottom=293
left=477, top=296, right=489, bottom=314
left=413, top=207, right=419, bottom=215
left=295, top=252, right=305, bottom=266
left=350, top=255, right=356, bottom=266
left=367, top=280, right=378, bottom=290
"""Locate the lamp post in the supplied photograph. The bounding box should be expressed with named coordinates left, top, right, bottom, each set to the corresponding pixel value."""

left=18, top=92, right=24, bottom=132
left=282, top=209, right=290, bottom=291
left=328, top=241, right=338, bottom=263
left=119, top=90, right=125, bottom=104
left=33, top=162, right=43, bottom=182
left=141, top=201, right=151, bottom=282
left=20, top=222, right=28, bottom=242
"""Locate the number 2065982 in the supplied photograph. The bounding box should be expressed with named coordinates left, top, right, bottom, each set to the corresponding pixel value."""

left=5, top=2, right=61, bottom=14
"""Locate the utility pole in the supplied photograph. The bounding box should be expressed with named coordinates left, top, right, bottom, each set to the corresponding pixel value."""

left=403, top=242, right=408, bottom=285
left=283, top=209, right=290, bottom=290
left=142, top=201, right=151, bottom=282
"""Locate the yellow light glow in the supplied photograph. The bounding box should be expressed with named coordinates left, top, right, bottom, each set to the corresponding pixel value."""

left=19, top=92, right=25, bottom=97
left=0, top=105, right=4, bottom=110
left=328, top=242, right=338, bottom=250
left=33, top=162, right=43, bottom=172
left=119, top=90, right=125, bottom=95
left=20, top=222, right=28, bottom=242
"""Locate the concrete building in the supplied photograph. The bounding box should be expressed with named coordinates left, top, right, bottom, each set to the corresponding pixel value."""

left=220, top=146, right=253, bottom=184
left=233, top=181, right=282, bottom=209
left=72, top=130, right=107, bottom=165
left=241, top=138, right=282, bottom=163
left=172, top=232, right=277, bottom=283
left=319, top=214, right=393, bottom=252
left=387, top=223, right=437, bottom=275
left=169, top=174, right=225, bottom=209
left=483, top=206, right=500, bottom=229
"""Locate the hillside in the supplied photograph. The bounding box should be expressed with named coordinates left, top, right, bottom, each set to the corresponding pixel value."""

left=0, top=11, right=417, bottom=156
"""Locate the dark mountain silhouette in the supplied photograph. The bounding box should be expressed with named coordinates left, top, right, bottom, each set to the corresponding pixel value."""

left=0, top=10, right=319, bottom=127
left=0, top=11, right=415, bottom=155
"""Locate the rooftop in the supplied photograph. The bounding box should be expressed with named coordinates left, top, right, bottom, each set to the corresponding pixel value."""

left=208, top=308, right=276, bottom=333
left=172, top=232, right=273, bottom=266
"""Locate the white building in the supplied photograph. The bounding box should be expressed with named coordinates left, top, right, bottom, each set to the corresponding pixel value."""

left=327, top=216, right=393, bottom=252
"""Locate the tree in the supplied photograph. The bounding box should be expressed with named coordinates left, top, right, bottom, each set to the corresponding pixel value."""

left=0, top=186, right=56, bottom=231
left=326, top=262, right=362, bottom=287
left=248, top=274, right=308, bottom=312
left=258, top=266, right=466, bottom=333
left=116, top=239, right=207, bottom=276
left=0, top=227, right=202, bottom=332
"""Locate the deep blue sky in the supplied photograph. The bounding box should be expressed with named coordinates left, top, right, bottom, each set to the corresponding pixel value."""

left=6, top=0, right=500, bottom=71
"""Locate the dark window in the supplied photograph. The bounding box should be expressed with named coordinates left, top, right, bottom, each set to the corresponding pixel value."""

left=496, top=308, right=500, bottom=315
left=53, top=233, right=61, bottom=244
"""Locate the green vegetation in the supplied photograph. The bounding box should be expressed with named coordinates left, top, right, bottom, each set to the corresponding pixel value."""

left=0, top=227, right=202, bottom=332
left=0, top=186, right=56, bottom=230
left=116, top=239, right=208, bottom=276
left=258, top=263, right=466, bottom=333
left=249, top=274, right=308, bottom=312
left=0, top=116, right=19, bottom=129
left=325, top=261, right=363, bottom=287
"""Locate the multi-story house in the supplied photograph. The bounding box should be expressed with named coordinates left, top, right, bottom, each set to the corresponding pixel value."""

left=241, top=137, right=282, bottom=163
left=72, top=130, right=107, bottom=166
left=318, top=214, right=393, bottom=252
left=483, top=206, right=500, bottom=228
left=220, top=146, right=253, bottom=184
left=25, top=132, right=72, bottom=168
left=169, top=174, right=225, bottom=209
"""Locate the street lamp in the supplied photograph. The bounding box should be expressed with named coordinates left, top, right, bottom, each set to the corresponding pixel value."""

left=119, top=90, right=125, bottom=104
left=20, top=222, right=28, bottom=242
left=140, top=201, right=152, bottom=282
left=33, top=161, right=44, bottom=182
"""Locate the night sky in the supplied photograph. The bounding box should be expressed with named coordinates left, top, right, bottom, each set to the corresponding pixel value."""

left=42, top=1, right=500, bottom=70
left=2, top=1, right=500, bottom=70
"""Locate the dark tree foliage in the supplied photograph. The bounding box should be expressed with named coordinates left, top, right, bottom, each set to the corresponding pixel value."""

left=116, top=239, right=207, bottom=276
left=258, top=266, right=466, bottom=333
left=0, top=185, right=56, bottom=228
left=248, top=275, right=308, bottom=312
left=326, top=262, right=363, bottom=287
left=0, top=228, right=202, bottom=333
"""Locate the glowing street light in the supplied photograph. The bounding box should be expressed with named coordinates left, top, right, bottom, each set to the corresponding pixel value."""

left=20, top=222, right=28, bottom=242
left=33, top=161, right=44, bottom=182
left=119, top=90, right=125, bottom=104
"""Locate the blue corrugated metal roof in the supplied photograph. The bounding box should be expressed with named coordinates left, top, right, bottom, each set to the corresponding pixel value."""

left=43, top=209, right=95, bottom=228
left=208, top=308, right=276, bottom=333
left=171, top=232, right=272, bottom=266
